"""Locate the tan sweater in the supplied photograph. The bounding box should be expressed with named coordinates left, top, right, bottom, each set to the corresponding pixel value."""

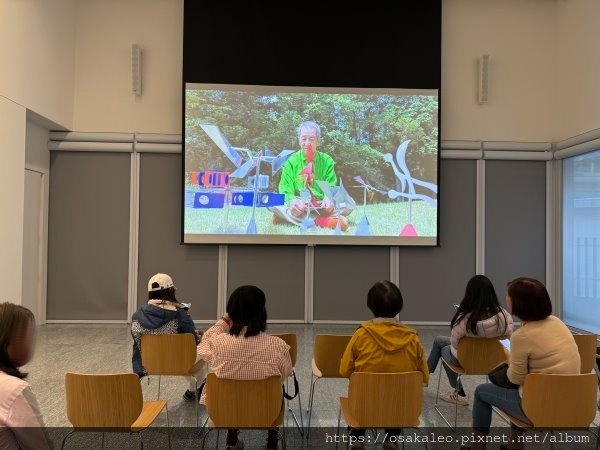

left=507, top=315, right=580, bottom=395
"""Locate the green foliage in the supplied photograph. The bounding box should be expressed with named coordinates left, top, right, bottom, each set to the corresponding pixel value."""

left=185, top=89, right=439, bottom=195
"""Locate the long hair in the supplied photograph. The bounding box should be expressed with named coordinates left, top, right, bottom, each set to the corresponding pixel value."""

left=450, top=275, right=507, bottom=335
left=0, top=303, right=35, bottom=379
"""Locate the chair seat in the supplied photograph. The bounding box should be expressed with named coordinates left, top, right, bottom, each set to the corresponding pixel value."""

left=441, top=357, right=465, bottom=376
left=131, top=400, right=167, bottom=431
left=311, top=358, right=323, bottom=378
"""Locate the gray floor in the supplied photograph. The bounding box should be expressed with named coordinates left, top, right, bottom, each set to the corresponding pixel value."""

left=24, top=324, right=599, bottom=448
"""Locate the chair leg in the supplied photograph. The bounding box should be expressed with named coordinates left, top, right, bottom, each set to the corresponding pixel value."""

left=198, top=416, right=209, bottom=438
left=200, top=428, right=214, bottom=450
left=138, top=430, right=144, bottom=450
left=194, top=377, right=199, bottom=429
left=306, top=375, right=319, bottom=437
left=281, top=425, right=287, bottom=450
left=215, top=429, right=220, bottom=450
left=101, top=431, right=105, bottom=449
left=297, top=384, right=305, bottom=435
left=336, top=407, right=341, bottom=450
left=453, top=375, right=460, bottom=431
left=157, top=375, right=162, bottom=401
left=286, top=373, right=304, bottom=437
left=60, top=430, right=75, bottom=450
left=165, top=404, right=171, bottom=450
left=433, top=360, right=457, bottom=432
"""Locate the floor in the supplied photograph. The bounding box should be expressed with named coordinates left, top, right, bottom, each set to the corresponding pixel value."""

left=24, top=324, right=599, bottom=449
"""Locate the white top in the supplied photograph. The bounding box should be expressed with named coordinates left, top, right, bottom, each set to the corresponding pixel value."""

left=0, top=371, right=49, bottom=450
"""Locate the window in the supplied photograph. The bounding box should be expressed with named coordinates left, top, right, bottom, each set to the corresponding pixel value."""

left=562, top=150, right=600, bottom=334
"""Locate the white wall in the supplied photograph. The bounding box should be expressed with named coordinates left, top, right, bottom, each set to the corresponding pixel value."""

left=70, top=0, right=558, bottom=142
left=72, top=0, right=183, bottom=134
left=441, top=0, right=556, bottom=142
left=555, top=0, right=600, bottom=141
left=0, top=96, right=26, bottom=305
left=0, top=0, right=76, bottom=129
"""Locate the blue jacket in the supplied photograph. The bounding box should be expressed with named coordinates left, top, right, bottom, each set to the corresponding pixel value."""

left=131, top=300, right=200, bottom=377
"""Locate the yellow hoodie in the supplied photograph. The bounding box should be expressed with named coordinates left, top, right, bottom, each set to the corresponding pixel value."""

left=339, top=318, right=429, bottom=383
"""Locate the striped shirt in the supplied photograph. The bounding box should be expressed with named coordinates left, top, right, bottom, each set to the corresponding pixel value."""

left=197, top=318, right=292, bottom=404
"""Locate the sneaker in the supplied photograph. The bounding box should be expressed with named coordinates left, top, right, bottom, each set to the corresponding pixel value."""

left=440, top=390, right=469, bottom=406
left=226, top=438, right=244, bottom=450
left=383, top=441, right=399, bottom=450
left=182, top=387, right=201, bottom=401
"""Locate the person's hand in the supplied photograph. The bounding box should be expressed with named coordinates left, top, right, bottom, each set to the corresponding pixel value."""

left=320, top=197, right=334, bottom=214
left=289, top=198, right=306, bottom=217
left=221, top=313, right=232, bottom=326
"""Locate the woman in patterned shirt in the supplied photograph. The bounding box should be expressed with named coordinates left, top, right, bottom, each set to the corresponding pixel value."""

left=198, top=285, right=292, bottom=450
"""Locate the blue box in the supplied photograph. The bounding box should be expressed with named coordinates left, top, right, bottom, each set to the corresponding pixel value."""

left=231, top=191, right=284, bottom=207
left=193, top=192, right=225, bottom=208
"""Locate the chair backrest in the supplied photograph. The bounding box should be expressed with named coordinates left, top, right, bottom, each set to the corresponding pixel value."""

left=456, top=337, right=507, bottom=374
left=141, top=333, right=197, bottom=376
left=572, top=333, right=598, bottom=373
left=205, top=373, right=283, bottom=428
left=65, top=373, right=143, bottom=428
left=313, top=334, right=353, bottom=378
left=271, top=333, right=297, bottom=367
left=347, top=372, right=423, bottom=428
left=521, top=373, right=598, bottom=428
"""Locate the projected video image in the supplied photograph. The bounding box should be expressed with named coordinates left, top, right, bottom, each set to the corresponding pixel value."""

left=184, top=84, right=439, bottom=244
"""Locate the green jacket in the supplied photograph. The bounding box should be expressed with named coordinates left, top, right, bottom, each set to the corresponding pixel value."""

left=278, top=150, right=337, bottom=204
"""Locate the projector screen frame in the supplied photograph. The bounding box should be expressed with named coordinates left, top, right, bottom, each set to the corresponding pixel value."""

left=181, top=82, right=441, bottom=247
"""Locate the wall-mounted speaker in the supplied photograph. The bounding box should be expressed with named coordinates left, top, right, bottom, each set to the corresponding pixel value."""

left=478, top=54, right=489, bottom=104
left=132, top=44, right=142, bottom=96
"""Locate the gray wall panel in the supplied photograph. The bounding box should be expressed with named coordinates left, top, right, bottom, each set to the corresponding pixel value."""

left=47, top=152, right=130, bottom=320
left=227, top=246, right=305, bottom=321
left=313, top=247, right=390, bottom=321
left=485, top=160, right=546, bottom=295
left=138, top=153, right=219, bottom=320
left=397, top=160, right=477, bottom=322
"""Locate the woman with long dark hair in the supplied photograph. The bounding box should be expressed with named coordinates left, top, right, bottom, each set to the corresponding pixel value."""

left=198, top=285, right=292, bottom=450
left=427, top=275, right=513, bottom=405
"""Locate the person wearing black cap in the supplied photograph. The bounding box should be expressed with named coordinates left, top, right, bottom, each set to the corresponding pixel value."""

left=198, top=285, right=292, bottom=450
left=131, top=273, right=203, bottom=401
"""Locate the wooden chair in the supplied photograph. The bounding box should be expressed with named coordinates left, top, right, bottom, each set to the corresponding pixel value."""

left=141, top=333, right=204, bottom=427
left=337, top=372, right=424, bottom=437
left=62, top=372, right=168, bottom=449
left=202, top=373, right=286, bottom=449
left=572, top=333, right=598, bottom=374
left=498, top=373, right=598, bottom=430
left=272, top=333, right=304, bottom=436
left=306, top=334, right=353, bottom=435
left=435, top=337, right=507, bottom=431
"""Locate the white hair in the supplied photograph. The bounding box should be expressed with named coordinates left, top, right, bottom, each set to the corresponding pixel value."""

left=297, top=121, right=321, bottom=140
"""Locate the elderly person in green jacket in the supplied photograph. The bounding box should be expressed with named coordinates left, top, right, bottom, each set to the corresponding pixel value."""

left=277, top=121, right=351, bottom=230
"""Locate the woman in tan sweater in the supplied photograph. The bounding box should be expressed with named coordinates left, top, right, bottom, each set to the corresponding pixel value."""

left=471, top=278, right=580, bottom=447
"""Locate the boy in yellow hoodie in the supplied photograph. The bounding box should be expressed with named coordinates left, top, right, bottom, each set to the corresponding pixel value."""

left=339, top=280, right=429, bottom=450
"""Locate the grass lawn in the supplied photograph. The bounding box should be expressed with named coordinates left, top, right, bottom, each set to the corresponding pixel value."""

left=185, top=201, right=437, bottom=237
